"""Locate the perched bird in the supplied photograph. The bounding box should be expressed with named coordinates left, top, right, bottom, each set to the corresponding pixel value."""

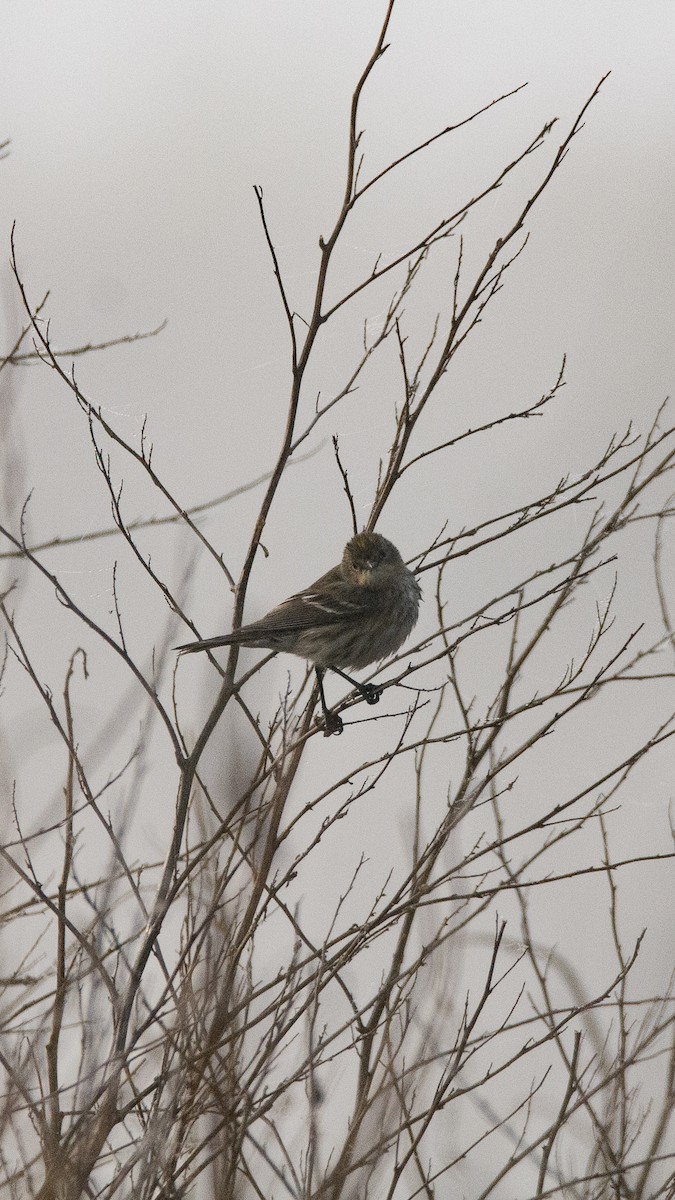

left=177, top=531, right=421, bottom=734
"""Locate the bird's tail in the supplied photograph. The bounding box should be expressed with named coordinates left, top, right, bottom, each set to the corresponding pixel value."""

left=176, top=632, right=241, bottom=655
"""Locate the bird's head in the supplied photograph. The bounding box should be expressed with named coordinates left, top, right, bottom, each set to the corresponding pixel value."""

left=343, top=532, right=404, bottom=584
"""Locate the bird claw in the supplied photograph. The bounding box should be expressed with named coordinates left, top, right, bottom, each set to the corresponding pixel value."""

left=362, top=684, right=382, bottom=706
left=322, top=711, right=344, bottom=737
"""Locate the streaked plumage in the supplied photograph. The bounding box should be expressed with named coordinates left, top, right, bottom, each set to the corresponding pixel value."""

left=177, top=532, right=421, bottom=733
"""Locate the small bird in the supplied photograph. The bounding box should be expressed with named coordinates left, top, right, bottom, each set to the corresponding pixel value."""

left=177, top=531, right=421, bottom=734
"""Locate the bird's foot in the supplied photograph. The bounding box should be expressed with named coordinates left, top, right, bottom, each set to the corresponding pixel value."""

left=322, top=711, right=344, bottom=737
left=360, top=683, right=382, bottom=706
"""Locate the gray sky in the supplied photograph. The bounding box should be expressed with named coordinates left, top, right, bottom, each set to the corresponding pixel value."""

left=2, top=0, right=674, bottom=893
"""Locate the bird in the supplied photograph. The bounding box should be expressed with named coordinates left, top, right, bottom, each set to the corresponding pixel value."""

left=176, top=531, right=421, bottom=734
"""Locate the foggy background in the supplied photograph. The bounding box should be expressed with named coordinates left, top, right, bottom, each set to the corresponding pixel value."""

left=1, top=2, right=674, bottom=1190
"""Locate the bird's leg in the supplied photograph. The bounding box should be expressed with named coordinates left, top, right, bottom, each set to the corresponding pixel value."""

left=316, top=666, right=343, bottom=736
left=328, top=665, right=382, bottom=706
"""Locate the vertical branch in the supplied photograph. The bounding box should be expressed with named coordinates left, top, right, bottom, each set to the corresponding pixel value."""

left=233, top=1, right=397, bottom=635
left=535, top=1030, right=582, bottom=1197
left=45, top=652, right=88, bottom=1155
left=332, top=435, right=359, bottom=537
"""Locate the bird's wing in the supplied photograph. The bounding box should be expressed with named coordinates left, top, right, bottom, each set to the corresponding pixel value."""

left=178, top=565, right=377, bottom=654
left=242, top=571, right=372, bottom=638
